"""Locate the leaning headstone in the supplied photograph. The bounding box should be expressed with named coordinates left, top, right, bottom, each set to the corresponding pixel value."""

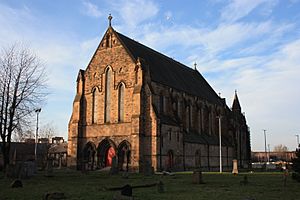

left=10, top=179, right=23, bottom=188
left=121, top=184, right=132, bottom=197
left=110, top=156, right=119, bottom=175
left=157, top=181, right=164, bottom=193
left=232, top=159, right=238, bottom=175
left=193, top=169, right=204, bottom=184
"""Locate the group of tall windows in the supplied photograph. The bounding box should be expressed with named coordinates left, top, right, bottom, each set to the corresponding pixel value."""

left=92, top=67, right=124, bottom=124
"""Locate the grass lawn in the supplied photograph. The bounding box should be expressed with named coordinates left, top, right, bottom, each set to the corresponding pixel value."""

left=0, top=169, right=299, bottom=200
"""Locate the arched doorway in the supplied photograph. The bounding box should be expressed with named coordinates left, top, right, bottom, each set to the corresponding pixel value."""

left=83, top=142, right=96, bottom=170
left=167, top=150, right=174, bottom=170
left=97, top=139, right=116, bottom=168
left=118, top=140, right=131, bottom=171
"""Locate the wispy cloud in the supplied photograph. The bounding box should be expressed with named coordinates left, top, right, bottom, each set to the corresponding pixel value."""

left=0, top=3, right=98, bottom=136
left=220, top=0, right=278, bottom=23
left=110, top=0, right=159, bottom=28
left=82, top=0, right=102, bottom=18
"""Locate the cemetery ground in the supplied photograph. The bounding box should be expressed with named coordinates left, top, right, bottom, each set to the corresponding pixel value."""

left=0, top=169, right=299, bottom=200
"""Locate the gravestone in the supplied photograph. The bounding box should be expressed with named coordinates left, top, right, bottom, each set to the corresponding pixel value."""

left=283, top=169, right=289, bottom=187
left=20, top=161, right=36, bottom=179
left=121, top=184, right=132, bottom=197
left=157, top=181, right=164, bottom=193
left=110, top=156, right=119, bottom=175
left=232, top=159, right=238, bottom=175
left=240, top=175, right=249, bottom=185
left=143, top=161, right=154, bottom=176
left=10, top=179, right=23, bottom=188
left=193, top=169, right=204, bottom=184
left=45, top=159, right=54, bottom=177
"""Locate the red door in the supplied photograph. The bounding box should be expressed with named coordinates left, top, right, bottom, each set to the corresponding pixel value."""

left=105, top=147, right=116, bottom=166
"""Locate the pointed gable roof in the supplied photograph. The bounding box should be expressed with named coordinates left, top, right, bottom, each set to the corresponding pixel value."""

left=232, top=90, right=241, bottom=111
left=109, top=29, right=223, bottom=105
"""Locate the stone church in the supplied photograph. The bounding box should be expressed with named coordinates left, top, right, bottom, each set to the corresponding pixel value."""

left=67, top=16, right=251, bottom=172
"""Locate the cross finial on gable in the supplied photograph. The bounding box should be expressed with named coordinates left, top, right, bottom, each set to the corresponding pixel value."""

left=108, top=14, right=113, bottom=27
left=194, top=62, right=197, bottom=70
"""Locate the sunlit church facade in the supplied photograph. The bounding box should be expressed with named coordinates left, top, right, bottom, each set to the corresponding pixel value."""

left=67, top=16, right=251, bottom=172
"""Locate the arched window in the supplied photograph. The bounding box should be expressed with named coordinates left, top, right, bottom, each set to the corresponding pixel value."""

left=104, top=67, right=111, bottom=123
left=186, top=105, right=190, bottom=130
left=92, top=88, right=98, bottom=123
left=198, top=109, right=202, bottom=134
left=118, top=83, right=125, bottom=122
left=177, top=100, right=181, bottom=118
left=135, top=69, right=138, bottom=84
left=189, top=105, right=193, bottom=128
left=159, top=95, right=164, bottom=114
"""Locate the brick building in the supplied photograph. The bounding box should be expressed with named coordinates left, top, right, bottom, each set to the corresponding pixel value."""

left=67, top=16, right=251, bottom=172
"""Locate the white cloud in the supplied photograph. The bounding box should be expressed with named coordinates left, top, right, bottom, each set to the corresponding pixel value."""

left=111, top=0, right=159, bottom=28
left=82, top=1, right=102, bottom=18
left=220, top=0, right=277, bottom=23
left=203, top=39, right=300, bottom=151
left=0, top=3, right=98, bottom=138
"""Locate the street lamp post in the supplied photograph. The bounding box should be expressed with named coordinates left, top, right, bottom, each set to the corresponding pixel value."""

left=296, top=134, right=299, bottom=148
left=35, top=108, right=41, bottom=161
left=262, top=129, right=268, bottom=170
left=217, top=116, right=222, bottom=173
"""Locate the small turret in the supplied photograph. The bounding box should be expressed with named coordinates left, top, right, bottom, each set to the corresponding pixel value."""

left=232, top=90, right=241, bottom=112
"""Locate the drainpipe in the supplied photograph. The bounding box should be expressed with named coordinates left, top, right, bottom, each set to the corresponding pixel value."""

left=159, top=121, right=162, bottom=171
left=183, top=134, right=186, bottom=171
left=207, top=144, right=210, bottom=171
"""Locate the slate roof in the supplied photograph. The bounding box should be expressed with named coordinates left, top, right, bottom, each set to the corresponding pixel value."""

left=115, top=31, right=223, bottom=106
left=184, top=131, right=233, bottom=146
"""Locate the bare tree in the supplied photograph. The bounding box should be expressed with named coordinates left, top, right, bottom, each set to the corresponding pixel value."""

left=39, top=122, right=57, bottom=140
left=273, top=144, right=288, bottom=152
left=0, top=44, right=47, bottom=171
left=14, top=127, right=34, bottom=142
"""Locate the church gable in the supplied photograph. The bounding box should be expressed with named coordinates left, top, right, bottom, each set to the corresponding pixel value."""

left=83, top=27, right=138, bottom=94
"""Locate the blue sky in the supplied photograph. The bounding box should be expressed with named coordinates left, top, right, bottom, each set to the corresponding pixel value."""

left=1, top=0, right=300, bottom=151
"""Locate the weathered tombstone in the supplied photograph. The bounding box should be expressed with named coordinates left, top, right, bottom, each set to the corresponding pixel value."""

left=193, top=169, right=204, bottom=184
left=20, top=161, right=36, bottom=179
left=45, top=159, right=54, bottom=177
left=157, top=181, right=164, bottom=193
left=232, top=159, right=238, bottom=175
left=143, top=161, right=153, bottom=176
left=283, top=169, right=289, bottom=187
left=10, top=179, right=23, bottom=188
left=121, top=184, right=132, bottom=197
left=110, top=156, right=119, bottom=175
